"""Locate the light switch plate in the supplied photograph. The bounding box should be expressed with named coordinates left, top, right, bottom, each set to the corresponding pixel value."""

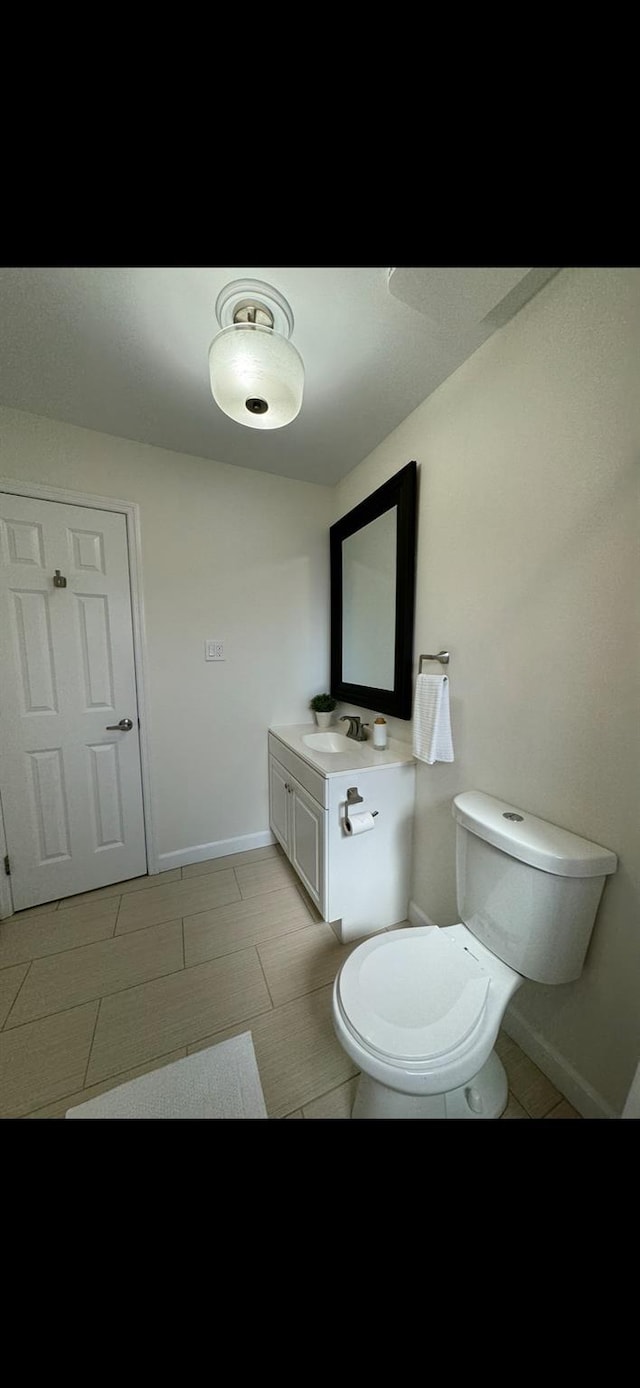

left=205, top=640, right=225, bottom=661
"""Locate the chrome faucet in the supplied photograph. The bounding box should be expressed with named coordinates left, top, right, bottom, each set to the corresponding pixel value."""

left=339, top=715, right=368, bottom=742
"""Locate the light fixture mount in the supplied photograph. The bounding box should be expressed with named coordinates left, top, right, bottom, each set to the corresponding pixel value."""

left=231, top=302, right=274, bottom=329
left=209, top=278, right=303, bottom=431
left=214, top=280, right=294, bottom=338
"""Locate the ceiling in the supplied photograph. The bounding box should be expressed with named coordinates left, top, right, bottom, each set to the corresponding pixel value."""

left=0, top=266, right=560, bottom=487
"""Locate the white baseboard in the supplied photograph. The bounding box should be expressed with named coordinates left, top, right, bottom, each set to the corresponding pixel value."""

left=156, top=830, right=277, bottom=872
left=408, top=900, right=438, bottom=928
left=409, top=901, right=617, bottom=1119
left=502, top=1002, right=617, bottom=1119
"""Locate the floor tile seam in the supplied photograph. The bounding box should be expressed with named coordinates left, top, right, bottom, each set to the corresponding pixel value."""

left=114, top=914, right=194, bottom=940
left=0, top=917, right=169, bottom=970
left=257, top=975, right=345, bottom=1008
left=235, top=880, right=304, bottom=904
left=276, top=1071, right=360, bottom=1121
left=0, top=957, right=32, bottom=976
left=10, top=903, right=60, bottom=920
left=2, top=960, right=33, bottom=1031
left=183, top=995, right=277, bottom=1056
left=181, top=937, right=292, bottom=975
left=517, top=1093, right=561, bottom=1119
left=8, top=913, right=180, bottom=967
left=185, top=917, right=327, bottom=970
left=177, top=884, right=310, bottom=925
left=504, top=1053, right=557, bottom=1087
left=504, top=1088, right=530, bottom=1118
left=290, top=879, right=322, bottom=921
left=57, top=888, right=122, bottom=910
left=300, top=1074, right=360, bottom=1116
left=181, top=845, right=282, bottom=874
left=192, top=981, right=337, bottom=1049
left=89, top=995, right=276, bottom=1088
left=6, top=1049, right=99, bottom=1120
left=38, top=941, right=279, bottom=1027
left=253, top=944, right=275, bottom=1010
left=3, top=899, right=118, bottom=932
left=543, top=1101, right=567, bottom=1119
left=181, top=865, right=245, bottom=883
left=2, top=959, right=189, bottom=1034
left=505, top=1063, right=563, bottom=1101
left=535, top=1091, right=560, bottom=1117
left=542, top=1097, right=580, bottom=1118
left=74, top=1043, right=190, bottom=1107
left=82, top=998, right=102, bottom=1089
left=57, top=872, right=183, bottom=912
left=58, top=894, right=124, bottom=916
left=2, top=1001, right=103, bottom=1114
left=116, top=885, right=243, bottom=930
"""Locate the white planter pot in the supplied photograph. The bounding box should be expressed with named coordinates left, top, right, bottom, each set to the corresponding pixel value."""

left=314, top=711, right=333, bottom=729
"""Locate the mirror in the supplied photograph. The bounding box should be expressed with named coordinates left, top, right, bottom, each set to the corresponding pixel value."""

left=330, top=461, right=417, bottom=719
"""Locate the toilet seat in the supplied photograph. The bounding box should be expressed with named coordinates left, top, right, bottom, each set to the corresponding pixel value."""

left=338, top=927, right=491, bottom=1064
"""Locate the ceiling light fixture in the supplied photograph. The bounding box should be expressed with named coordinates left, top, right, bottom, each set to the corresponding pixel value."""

left=208, top=279, right=304, bottom=430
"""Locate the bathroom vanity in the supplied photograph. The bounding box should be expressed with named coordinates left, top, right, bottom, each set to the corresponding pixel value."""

left=268, top=724, right=415, bottom=942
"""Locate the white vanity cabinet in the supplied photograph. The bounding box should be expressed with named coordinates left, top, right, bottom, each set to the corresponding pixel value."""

left=268, top=726, right=415, bottom=942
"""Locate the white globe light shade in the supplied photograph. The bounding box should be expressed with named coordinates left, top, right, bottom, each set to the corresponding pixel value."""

left=209, top=323, right=304, bottom=430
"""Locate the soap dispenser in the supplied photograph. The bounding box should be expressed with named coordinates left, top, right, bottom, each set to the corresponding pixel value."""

left=373, top=716, right=388, bottom=749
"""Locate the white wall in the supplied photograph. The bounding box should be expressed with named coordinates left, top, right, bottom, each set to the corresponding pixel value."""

left=0, top=406, right=333, bottom=864
left=335, top=267, right=640, bottom=1117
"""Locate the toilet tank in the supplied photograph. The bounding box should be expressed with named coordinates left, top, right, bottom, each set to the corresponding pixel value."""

left=452, top=792, right=617, bottom=984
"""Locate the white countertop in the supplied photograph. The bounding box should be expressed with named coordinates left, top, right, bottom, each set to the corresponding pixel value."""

left=269, top=723, right=415, bottom=779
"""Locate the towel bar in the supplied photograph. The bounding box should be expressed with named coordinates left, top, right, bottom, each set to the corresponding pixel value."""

left=419, top=651, right=450, bottom=672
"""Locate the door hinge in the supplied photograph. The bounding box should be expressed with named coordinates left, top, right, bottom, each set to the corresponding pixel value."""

left=4, top=854, right=10, bottom=876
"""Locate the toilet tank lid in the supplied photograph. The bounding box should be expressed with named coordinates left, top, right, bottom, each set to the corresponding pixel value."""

left=452, top=792, right=618, bottom=878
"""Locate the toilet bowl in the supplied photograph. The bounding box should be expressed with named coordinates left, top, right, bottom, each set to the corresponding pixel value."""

left=332, top=790, right=617, bottom=1119
left=333, top=922, right=521, bottom=1118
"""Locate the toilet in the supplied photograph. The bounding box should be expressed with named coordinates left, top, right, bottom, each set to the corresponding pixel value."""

left=332, top=790, right=617, bottom=1119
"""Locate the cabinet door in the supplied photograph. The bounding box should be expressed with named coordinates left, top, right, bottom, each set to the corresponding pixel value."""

left=269, top=755, right=290, bottom=853
left=290, top=779, right=326, bottom=914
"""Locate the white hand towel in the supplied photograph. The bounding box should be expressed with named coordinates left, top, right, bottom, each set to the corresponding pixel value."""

left=413, top=674, right=454, bottom=764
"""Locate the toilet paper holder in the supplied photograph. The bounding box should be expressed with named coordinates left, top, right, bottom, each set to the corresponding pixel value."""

left=345, top=787, right=378, bottom=828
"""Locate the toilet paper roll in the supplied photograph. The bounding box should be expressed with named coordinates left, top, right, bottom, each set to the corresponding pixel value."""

left=345, top=811, right=376, bottom=836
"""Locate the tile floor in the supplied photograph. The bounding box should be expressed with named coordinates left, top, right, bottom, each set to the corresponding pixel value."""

left=0, top=844, right=580, bottom=1119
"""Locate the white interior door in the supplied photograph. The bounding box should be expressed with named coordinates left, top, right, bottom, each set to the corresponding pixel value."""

left=0, top=493, right=147, bottom=910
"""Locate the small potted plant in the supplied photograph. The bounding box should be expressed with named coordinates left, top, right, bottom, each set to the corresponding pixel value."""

left=310, top=692, right=337, bottom=729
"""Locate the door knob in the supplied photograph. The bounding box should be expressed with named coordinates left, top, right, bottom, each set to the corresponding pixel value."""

left=105, top=717, right=134, bottom=731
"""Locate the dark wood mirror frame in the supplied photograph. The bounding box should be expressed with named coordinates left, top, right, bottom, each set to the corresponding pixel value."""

left=330, top=460, right=417, bottom=720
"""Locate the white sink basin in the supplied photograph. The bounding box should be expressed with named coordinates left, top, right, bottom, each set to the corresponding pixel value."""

left=302, top=732, right=355, bottom=753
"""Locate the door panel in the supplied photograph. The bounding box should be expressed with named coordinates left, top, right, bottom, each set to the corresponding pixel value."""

left=28, top=747, right=71, bottom=862
left=88, top=741, right=125, bottom=847
left=290, top=781, right=325, bottom=913
left=76, top=594, right=114, bottom=707
left=269, top=755, right=290, bottom=853
left=0, top=493, right=147, bottom=909
left=11, top=588, right=58, bottom=712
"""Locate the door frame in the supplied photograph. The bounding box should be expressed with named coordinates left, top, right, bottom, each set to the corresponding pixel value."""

left=0, top=477, right=157, bottom=918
